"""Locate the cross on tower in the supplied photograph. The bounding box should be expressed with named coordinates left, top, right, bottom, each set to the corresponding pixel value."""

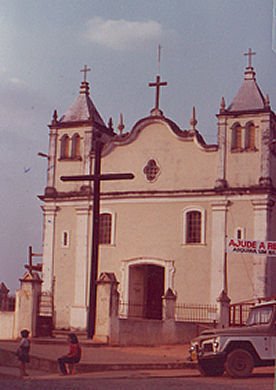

left=244, top=48, right=256, bottom=68
left=80, top=65, right=91, bottom=82
left=149, top=75, right=167, bottom=111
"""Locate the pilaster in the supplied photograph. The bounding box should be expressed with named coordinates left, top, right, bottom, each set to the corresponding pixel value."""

left=41, top=205, right=58, bottom=294
left=45, top=127, right=58, bottom=194
left=215, top=116, right=228, bottom=188
left=251, top=198, right=274, bottom=297
left=210, top=200, right=229, bottom=303
left=259, top=117, right=272, bottom=187
left=70, top=205, right=91, bottom=329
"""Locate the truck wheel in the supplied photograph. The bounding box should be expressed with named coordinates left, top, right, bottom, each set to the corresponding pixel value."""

left=198, top=360, right=224, bottom=376
left=225, top=349, right=254, bottom=378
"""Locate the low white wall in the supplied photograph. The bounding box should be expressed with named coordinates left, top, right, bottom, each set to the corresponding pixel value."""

left=0, top=312, right=15, bottom=340
left=113, top=318, right=206, bottom=346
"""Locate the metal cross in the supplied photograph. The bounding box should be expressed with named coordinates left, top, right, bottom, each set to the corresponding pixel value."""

left=80, top=65, right=91, bottom=82
left=24, top=246, right=42, bottom=275
left=244, top=48, right=256, bottom=68
left=148, top=75, right=167, bottom=111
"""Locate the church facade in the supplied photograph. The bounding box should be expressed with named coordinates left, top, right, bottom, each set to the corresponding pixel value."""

left=39, top=54, right=276, bottom=331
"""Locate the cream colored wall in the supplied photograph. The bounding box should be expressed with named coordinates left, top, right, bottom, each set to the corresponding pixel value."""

left=47, top=114, right=276, bottom=329
left=53, top=205, right=77, bottom=328
left=0, top=312, right=15, bottom=340
left=226, top=199, right=255, bottom=302
left=101, top=123, right=218, bottom=193
left=225, top=116, right=263, bottom=187
left=54, top=126, right=88, bottom=193
left=98, top=199, right=213, bottom=304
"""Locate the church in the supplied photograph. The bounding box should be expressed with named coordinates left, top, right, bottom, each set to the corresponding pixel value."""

left=39, top=51, right=276, bottom=331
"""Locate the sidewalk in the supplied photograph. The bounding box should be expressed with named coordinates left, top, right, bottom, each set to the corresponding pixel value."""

left=0, top=337, right=196, bottom=379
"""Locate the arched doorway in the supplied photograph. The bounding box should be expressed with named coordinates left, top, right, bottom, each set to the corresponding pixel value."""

left=128, top=264, right=164, bottom=320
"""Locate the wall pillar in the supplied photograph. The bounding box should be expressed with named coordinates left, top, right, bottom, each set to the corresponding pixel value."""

left=210, top=200, right=229, bottom=303
left=94, top=272, right=119, bottom=344
left=45, top=126, right=58, bottom=194
left=70, top=205, right=91, bottom=330
left=252, top=198, right=274, bottom=298
left=162, top=288, right=176, bottom=320
left=259, top=118, right=272, bottom=187
left=217, top=290, right=231, bottom=328
left=215, top=116, right=228, bottom=188
left=41, top=205, right=58, bottom=298
left=14, top=272, right=42, bottom=338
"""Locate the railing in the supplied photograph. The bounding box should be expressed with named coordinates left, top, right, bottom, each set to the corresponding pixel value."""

left=119, top=301, right=218, bottom=323
left=119, top=302, right=162, bottom=320
left=175, top=303, right=218, bottom=323
left=229, top=302, right=253, bottom=326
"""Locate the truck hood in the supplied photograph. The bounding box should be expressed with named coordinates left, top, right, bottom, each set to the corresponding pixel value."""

left=198, top=325, right=271, bottom=338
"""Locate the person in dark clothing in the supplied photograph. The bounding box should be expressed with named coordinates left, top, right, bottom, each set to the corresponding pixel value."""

left=16, top=329, right=31, bottom=377
left=57, top=333, right=82, bottom=375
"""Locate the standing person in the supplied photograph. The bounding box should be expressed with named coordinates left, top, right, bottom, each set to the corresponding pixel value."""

left=57, top=333, right=82, bottom=375
left=16, top=329, right=31, bottom=377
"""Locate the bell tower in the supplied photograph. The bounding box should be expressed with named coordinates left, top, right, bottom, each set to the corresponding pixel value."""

left=216, top=49, right=274, bottom=190
left=39, top=67, right=113, bottom=329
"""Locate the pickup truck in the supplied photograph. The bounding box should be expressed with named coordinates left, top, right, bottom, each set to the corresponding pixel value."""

left=189, top=300, right=276, bottom=377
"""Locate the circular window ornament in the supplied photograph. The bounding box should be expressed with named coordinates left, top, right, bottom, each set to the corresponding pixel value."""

left=143, top=159, right=160, bottom=182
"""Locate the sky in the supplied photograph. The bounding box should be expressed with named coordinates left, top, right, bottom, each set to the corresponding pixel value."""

left=1, top=0, right=276, bottom=293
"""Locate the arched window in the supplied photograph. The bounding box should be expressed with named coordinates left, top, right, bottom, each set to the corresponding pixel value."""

left=231, top=123, right=242, bottom=151
left=99, top=213, right=112, bottom=245
left=245, top=122, right=255, bottom=150
left=60, top=134, right=70, bottom=159
left=71, top=133, right=81, bottom=159
left=183, top=207, right=205, bottom=244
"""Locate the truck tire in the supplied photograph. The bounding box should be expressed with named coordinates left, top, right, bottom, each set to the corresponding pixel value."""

left=198, top=360, right=224, bottom=376
left=225, top=349, right=254, bottom=378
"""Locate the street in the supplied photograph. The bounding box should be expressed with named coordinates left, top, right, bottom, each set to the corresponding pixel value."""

left=0, top=368, right=274, bottom=390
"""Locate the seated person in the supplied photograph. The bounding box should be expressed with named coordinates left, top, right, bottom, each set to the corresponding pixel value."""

left=57, top=333, right=81, bottom=375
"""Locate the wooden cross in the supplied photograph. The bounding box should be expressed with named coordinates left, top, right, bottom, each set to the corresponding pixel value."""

left=149, top=75, right=167, bottom=111
left=244, top=48, right=256, bottom=68
left=80, top=65, right=91, bottom=82
left=61, top=132, right=134, bottom=339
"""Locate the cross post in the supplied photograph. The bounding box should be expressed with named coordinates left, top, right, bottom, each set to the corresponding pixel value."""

left=61, top=132, right=134, bottom=339
left=149, top=75, right=167, bottom=111
left=244, top=48, right=256, bottom=68
left=80, top=65, right=91, bottom=83
left=24, top=246, right=43, bottom=274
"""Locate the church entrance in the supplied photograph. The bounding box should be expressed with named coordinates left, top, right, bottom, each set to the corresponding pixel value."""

left=128, top=264, right=164, bottom=320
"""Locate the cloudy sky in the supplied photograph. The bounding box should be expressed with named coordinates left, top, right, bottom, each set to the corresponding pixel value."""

left=1, top=0, right=276, bottom=292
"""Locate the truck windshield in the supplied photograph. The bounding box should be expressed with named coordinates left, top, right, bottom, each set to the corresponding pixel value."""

left=246, top=305, right=273, bottom=326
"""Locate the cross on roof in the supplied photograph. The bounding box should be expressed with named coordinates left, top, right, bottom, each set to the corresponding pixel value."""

left=148, top=75, right=167, bottom=111
left=80, top=65, right=91, bottom=82
left=244, top=48, right=256, bottom=68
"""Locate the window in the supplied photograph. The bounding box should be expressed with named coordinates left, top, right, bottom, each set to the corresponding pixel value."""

left=231, top=123, right=242, bottom=150
left=186, top=211, right=201, bottom=243
left=183, top=207, right=205, bottom=245
left=61, top=231, right=70, bottom=248
left=235, top=227, right=245, bottom=240
left=245, top=122, right=256, bottom=150
left=60, top=134, right=70, bottom=159
left=99, top=213, right=112, bottom=244
left=143, top=159, right=160, bottom=182
left=71, top=133, right=81, bottom=159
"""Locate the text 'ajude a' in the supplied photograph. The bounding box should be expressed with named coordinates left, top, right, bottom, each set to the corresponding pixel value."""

left=227, top=239, right=276, bottom=257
